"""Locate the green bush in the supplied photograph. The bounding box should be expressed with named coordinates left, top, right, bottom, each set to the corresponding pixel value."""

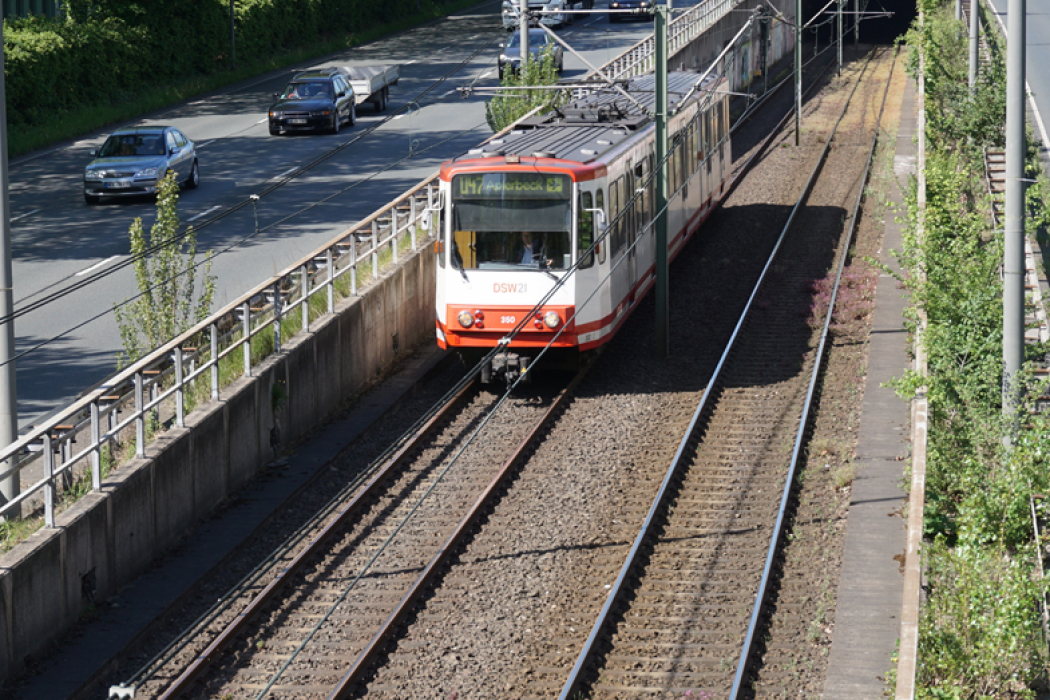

left=485, top=47, right=566, bottom=132
left=2, top=0, right=445, bottom=130
left=896, top=2, right=1050, bottom=696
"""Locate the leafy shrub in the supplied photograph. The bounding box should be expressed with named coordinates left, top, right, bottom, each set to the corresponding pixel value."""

left=485, top=47, right=566, bottom=132
left=3, top=0, right=448, bottom=129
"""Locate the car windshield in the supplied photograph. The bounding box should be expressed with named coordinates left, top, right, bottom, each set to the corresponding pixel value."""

left=97, top=134, right=166, bottom=158
left=506, top=32, right=549, bottom=49
left=280, top=81, right=333, bottom=100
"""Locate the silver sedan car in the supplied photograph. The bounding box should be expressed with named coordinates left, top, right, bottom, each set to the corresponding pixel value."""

left=83, top=126, right=199, bottom=205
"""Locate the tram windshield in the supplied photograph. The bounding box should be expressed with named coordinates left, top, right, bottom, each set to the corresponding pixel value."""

left=450, top=172, right=571, bottom=270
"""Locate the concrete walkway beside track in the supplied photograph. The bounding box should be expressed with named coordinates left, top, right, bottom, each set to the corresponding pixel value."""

left=6, top=347, right=447, bottom=700
left=822, top=73, right=918, bottom=697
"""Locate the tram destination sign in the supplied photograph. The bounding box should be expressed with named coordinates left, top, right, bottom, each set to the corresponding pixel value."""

left=454, top=172, right=569, bottom=200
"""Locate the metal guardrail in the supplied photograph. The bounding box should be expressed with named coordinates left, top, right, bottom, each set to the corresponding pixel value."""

left=0, top=177, right=441, bottom=524
left=577, top=0, right=742, bottom=87
left=0, top=0, right=752, bottom=527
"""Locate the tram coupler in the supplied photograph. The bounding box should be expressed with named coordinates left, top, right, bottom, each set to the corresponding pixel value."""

left=487, top=352, right=532, bottom=384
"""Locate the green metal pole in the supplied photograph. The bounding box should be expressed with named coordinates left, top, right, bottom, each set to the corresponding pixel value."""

left=795, top=0, right=802, bottom=146
left=655, top=0, right=669, bottom=357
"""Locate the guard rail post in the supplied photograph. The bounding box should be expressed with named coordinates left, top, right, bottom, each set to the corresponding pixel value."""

left=371, top=221, right=379, bottom=279
left=272, top=283, right=282, bottom=355
left=43, top=433, right=54, bottom=527
left=135, top=372, right=145, bottom=458
left=210, top=323, right=219, bottom=400
left=242, top=302, right=251, bottom=377
left=392, top=209, right=400, bottom=265
left=410, top=196, right=418, bottom=251
left=174, top=347, right=185, bottom=429
left=301, top=264, right=310, bottom=334
left=351, top=241, right=359, bottom=297
left=326, top=249, right=334, bottom=314
left=90, top=402, right=101, bottom=489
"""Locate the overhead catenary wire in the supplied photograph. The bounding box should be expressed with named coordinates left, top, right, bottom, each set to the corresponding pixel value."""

left=3, top=30, right=506, bottom=326
left=0, top=29, right=510, bottom=367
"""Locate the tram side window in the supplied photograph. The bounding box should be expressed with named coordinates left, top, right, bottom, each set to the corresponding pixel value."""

left=670, top=138, right=680, bottom=193
left=625, top=168, right=635, bottom=240
left=688, top=122, right=698, bottom=174
left=647, top=154, right=655, bottom=222
left=678, top=130, right=688, bottom=188
left=705, top=110, right=713, bottom=173
left=635, top=161, right=648, bottom=229
left=610, top=177, right=623, bottom=254
left=578, top=191, right=595, bottom=268
left=724, top=99, right=730, bottom=146
left=596, top=188, right=607, bottom=264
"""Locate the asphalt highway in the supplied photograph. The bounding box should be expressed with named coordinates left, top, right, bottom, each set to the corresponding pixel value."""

left=985, top=0, right=1050, bottom=156
left=7, top=0, right=686, bottom=430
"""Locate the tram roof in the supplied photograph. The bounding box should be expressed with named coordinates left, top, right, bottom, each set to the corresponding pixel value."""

left=452, top=71, right=720, bottom=166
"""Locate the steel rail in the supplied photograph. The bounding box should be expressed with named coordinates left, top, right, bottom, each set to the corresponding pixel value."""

left=327, top=360, right=594, bottom=699
left=558, top=48, right=882, bottom=700
left=154, top=378, right=478, bottom=700
left=729, top=45, right=898, bottom=697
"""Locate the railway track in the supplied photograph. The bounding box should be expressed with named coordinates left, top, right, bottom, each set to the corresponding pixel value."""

left=106, top=46, right=897, bottom=700
left=114, top=368, right=584, bottom=699
left=557, top=48, right=899, bottom=700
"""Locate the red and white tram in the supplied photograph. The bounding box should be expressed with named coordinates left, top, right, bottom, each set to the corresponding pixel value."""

left=435, top=71, right=731, bottom=380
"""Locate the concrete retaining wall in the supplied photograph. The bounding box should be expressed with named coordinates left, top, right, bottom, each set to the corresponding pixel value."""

left=0, top=248, right=436, bottom=683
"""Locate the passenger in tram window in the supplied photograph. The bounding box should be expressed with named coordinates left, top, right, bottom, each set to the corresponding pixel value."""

left=518, top=231, right=546, bottom=266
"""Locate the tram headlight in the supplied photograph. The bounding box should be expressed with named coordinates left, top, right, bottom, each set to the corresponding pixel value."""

left=458, top=310, right=474, bottom=328
left=543, top=311, right=561, bottom=329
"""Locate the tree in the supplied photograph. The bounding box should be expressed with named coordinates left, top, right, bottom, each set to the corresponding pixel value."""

left=485, top=46, right=567, bottom=132
left=113, top=172, right=215, bottom=366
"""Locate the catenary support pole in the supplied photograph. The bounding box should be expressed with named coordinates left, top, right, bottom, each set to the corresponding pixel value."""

left=0, top=24, right=19, bottom=519
left=795, top=0, right=802, bottom=146
left=1004, top=0, right=1026, bottom=430
left=956, top=0, right=963, bottom=21
left=854, top=0, right=859, bottom=44
left=520, top=0, right=529, bottom=72
left=655, top=0, right=669, bottom=357
left=969, top=0, right=980, bottom=91
left=837, top=0, right=843, bottom=75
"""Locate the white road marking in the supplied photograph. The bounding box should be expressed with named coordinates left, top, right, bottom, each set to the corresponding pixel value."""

left=76, top=256, right=120, bottom=277
left=405, top=59, right=419, bottom=65
left=188, top=205, right=222, bottom=222
left=276, top=167, right=299, bottom=180
left=11, top=209, right=39, bottom=222
left=441, top=89, right=457, bottom=97
left=196, top=140, right=215, bottom=149
left=480, top=70, right=494, bottom=78
left=257, top=117, right=268, bottom=124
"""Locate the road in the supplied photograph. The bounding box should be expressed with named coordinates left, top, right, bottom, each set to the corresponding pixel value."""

left=985, top=0, right=1050, bottom=152
left=7, top=0, right=678, bottom=430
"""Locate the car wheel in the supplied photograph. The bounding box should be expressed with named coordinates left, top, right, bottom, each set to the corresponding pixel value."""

left=184, top=160, right=199, bottom=189
left=348, top=103, right=356, bottom=127
left=609, top=13, right=617, bottom=23
left=332, top=112, right=341, bottom=134
left=269, top=126, right=280, bottom=136
left=84, top=193, right=100, bottom=205
left=498, top=66, right=504, bottom=80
